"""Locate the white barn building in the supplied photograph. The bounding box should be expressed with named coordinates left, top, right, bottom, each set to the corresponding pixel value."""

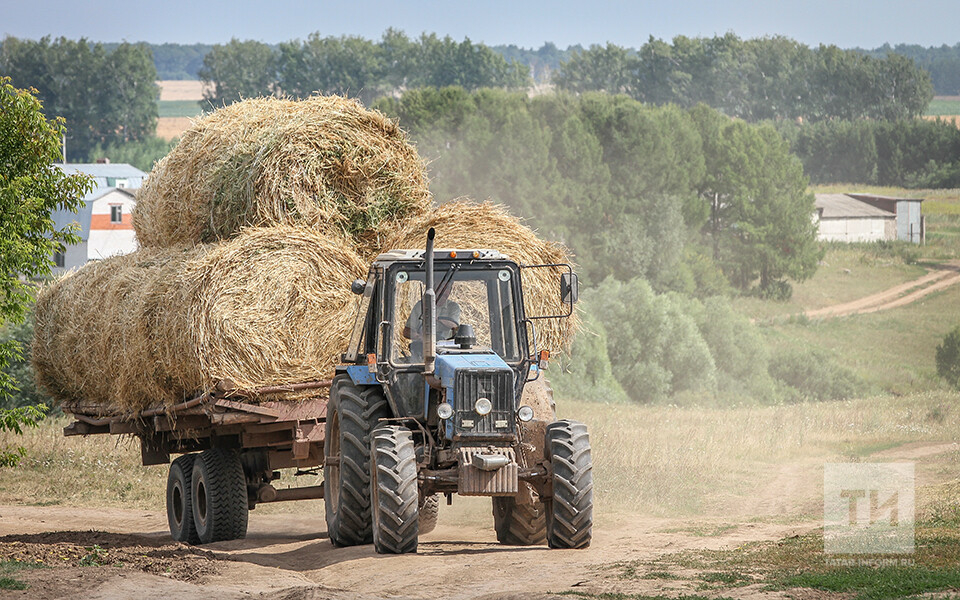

left=814, top=194, right=896, bottom=243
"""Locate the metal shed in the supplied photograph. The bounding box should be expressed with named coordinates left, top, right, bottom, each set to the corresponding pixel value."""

left=814, top=194, right=896, bottom=243
left=847, top=193, right=925, bottom=244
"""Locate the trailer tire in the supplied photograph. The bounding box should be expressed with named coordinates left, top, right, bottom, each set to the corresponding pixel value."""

left=493, top=497, right=547, bottom=545
left=544, top=420, right=593, bottom=549
left=191, top=448, right=248, bottom=544
left=167, top=454, right=200, bottom=544
left=418, top=494, right=440, bottom=535
left=324, top=375, right=390, bottom=547
left=370, top=425, right=419, bottom=554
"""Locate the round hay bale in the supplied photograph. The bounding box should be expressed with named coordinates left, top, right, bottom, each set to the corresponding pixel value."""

left=133, top=96, right=431, bottom=252
left=33, top=226, right=366, bottom=412
left=382, top=200, right=579, bottom=353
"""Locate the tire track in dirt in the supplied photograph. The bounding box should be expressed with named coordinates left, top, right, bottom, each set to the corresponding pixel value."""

left=803, top=260, right=960, bottom=319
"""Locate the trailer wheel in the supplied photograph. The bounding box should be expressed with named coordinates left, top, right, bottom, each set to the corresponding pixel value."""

left=167, top=454, right=199, bottom=544
left=324, top=375, right=390, bottom=547
left=418, top=494, right=440, bottom=536
left=191, top=448, right=248, bottom=544
left=370, top=425, right=419, bottom=554
left=493, top=496, right=547, bottom=545
left=544, top=420, right=593, bottom=549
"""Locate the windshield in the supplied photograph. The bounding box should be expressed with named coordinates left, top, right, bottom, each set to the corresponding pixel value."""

left=391, top=265, right=522, bottom=364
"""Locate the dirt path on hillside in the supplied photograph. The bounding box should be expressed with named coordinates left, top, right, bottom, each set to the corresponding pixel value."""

left=804, top=260, right=960, bottom=319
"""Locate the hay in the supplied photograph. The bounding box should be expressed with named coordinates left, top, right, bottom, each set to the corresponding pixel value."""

left=383, top=200, right=579, bottom=353
left=33, top=227, right=366, bottom=412
left=133, top=96, right=431, bottom=252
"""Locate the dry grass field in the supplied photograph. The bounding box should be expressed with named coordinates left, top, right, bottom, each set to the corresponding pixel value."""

left=157, top=80, right=205, bottom=101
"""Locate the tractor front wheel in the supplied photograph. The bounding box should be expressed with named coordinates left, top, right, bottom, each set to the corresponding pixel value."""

left=544, top=420, right=593, bottom=549
left=370, top=425, right=419, bottom=554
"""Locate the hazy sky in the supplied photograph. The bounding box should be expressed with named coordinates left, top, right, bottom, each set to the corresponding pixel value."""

left=2, top=0, right=958, bottom=49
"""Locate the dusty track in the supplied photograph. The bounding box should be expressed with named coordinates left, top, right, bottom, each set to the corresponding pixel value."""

left=1, top=442, right=956, bottom=598
left=0, top=504, right=811, bottom=600
left=803, top=260, right=960, bottom=319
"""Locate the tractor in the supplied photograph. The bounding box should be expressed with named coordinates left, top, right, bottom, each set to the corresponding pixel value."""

left=325, top=228, right=593, bottom=553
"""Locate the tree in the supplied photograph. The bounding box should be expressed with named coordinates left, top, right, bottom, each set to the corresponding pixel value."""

left=199, top=39, right=277, bottom=105
left=690, top=104, right=821, bottom=296
left=0, top=36, right=159, bottom=161
left=0, top=77, right=91, bottom=463
left=936, top=326, right=960, bottom=389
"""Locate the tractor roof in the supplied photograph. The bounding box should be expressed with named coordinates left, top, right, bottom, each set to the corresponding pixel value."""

left=374, top=249, right=509, bottom=265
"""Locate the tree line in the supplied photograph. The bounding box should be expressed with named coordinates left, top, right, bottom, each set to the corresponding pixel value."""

left=0, top=36, right=159, bottom=162
left=776, top=117, right=960, bottom=188
left=123, top=38, right=960, bottom=96
left=859, top=43, right=960, bottom=96
left=199, top=31, right=530, bottom=106
left=555, top=34, right=934, bottom=122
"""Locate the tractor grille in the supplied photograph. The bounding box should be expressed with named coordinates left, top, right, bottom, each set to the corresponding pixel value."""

left=453, top=369, right=515, bottom=438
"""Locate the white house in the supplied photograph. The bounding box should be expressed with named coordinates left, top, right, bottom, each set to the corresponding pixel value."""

left=51, top=163, right=146, bottom=273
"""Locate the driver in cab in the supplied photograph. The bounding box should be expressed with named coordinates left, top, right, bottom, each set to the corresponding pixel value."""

left=402, top=283, right=461, bottom=347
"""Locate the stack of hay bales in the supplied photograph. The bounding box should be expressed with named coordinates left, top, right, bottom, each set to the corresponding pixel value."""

left=33, top=96, right=576, bottom=414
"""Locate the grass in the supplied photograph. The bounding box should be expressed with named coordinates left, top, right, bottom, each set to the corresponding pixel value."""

left=158, top=100, right=204, bottom=118
left=634, top=527, right=960, bottom=600
left=757, top=281, right=960, bottom=394
left=733, top=244, right=927, bottom=321
left=0, top=559, right=46, bottom=591
left=925, top=98, right=960, bottom=117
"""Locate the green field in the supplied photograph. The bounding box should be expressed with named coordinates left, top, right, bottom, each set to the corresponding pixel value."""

left=158, top=99, right=204, bottom=118
left=925, top=97, right=960, bottom=116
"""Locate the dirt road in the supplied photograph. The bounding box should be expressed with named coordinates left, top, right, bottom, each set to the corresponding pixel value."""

left=803, top=260, right=960, bottom=319
left=0, top=502, right=814, bottom=599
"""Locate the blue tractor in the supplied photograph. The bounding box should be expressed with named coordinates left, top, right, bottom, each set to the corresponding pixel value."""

left=324, top=228, right=593, bottom=553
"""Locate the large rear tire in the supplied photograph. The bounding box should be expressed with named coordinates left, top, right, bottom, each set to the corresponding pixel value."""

left=191, top=448, right=248, bottom=544
left=544, top=420, right=593, bottom=549
left=167, top=454, right=200, bottom=544
left=370, top=425, right=419, bottom=554
left=324, top=375, right=390, bottom=547
left=493, top=496, right=547, bottom=545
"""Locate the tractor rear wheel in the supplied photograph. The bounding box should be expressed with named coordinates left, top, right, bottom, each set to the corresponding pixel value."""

left=493, top=496, right=547, bottom=545
left=370, top=425, right=419, bottom=554
left=324, top=376, right=390, bottom=547
left=544, top=420, right=593, bottom=549
left=191, top=448, right=248, bottom=544
left=419, top=494, right=440, bottom=535
left=167, top=454, right=199, bottom=544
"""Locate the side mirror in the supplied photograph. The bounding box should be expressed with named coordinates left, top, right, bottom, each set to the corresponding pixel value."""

left=351, top=279, right=366, bottom=295
left=560, top=272, right=579, bottom=304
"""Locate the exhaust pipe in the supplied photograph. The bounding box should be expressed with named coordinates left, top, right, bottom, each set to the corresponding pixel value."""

left=423, top=228, right=437, bottom=375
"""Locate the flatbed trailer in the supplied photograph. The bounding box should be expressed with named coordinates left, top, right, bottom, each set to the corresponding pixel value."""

left=63, top=379, right=333, bottom=509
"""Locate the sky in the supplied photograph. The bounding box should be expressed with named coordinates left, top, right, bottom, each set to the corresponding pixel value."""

left=2, top=0, right=958, bottom=49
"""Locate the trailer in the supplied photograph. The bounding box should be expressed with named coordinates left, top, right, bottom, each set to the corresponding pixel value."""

left=63, top=379, right=334, bottom=543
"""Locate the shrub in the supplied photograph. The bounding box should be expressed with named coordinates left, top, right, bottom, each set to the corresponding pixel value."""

left=935, top=326, right=960, bottom=389
left=768, top=347, right=865, bottom=402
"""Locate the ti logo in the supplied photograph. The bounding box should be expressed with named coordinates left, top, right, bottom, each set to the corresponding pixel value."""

left=824, top=463, right=914, bottom=555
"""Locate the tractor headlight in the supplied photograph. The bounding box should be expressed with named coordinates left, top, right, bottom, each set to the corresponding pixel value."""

left=475, top=397, right=493, bottom=416
left=437, top=402, right=454, bottom=420
left=517, top=405, right=534, bottom=422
